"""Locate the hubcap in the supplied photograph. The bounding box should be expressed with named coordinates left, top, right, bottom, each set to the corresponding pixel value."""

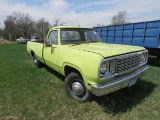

left=72, top=82, right=84, bottom=95
left=34, top=59, right=38, bottom=66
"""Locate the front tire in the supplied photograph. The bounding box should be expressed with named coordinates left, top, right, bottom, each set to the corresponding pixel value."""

left=33, top=55, right=43, bottom=68
left=65, top=72, right=93, bottom=102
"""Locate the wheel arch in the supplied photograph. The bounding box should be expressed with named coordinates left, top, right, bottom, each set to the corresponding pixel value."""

left=64, top=65, right=83, bottom=79
left=31, top=50, right=35, bottom=56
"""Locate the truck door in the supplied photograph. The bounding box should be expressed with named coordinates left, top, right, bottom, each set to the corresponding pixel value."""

left=43, top=30, right=59, bottom=72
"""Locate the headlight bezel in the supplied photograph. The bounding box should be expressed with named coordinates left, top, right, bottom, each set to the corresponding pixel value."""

left=100, top=63, right=108, bottom=74
left=99, top=60, right=116, bottom=76
left=139, top=52, right=147, bottom=65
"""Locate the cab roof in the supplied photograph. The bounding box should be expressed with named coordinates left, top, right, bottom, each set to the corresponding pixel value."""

left=51, top=26, right=92, bottom=30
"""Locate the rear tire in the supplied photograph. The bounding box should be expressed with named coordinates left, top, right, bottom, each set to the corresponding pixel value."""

left=65, top=72, right=93, bottom=102
left=33, top=55, right=43, bottom=68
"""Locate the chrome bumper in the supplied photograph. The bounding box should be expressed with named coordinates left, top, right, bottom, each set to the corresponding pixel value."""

left=91, top=66, right=149, bottom=96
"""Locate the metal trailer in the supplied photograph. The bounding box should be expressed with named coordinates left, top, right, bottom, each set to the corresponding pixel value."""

left=94, top=20, right=160, bottom=64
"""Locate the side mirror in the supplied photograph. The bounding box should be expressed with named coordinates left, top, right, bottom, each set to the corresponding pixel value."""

left=44, top=38, right=51, bottom=47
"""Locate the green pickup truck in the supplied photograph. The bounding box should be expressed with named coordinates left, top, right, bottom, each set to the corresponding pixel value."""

left=27, top=26, right=149, bottom=101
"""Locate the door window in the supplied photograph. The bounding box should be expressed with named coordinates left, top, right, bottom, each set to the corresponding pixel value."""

left=49, top=31, right=58, bottom=44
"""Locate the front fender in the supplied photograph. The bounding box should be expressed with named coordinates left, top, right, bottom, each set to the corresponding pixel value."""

left=58, top=47, right=103, bottom=89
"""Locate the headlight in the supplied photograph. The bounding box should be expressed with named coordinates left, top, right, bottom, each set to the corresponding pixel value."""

left=139, top=53, right=146, bottom=64
left=100, top=63, right=108, bottom=74
left=100, top=60, right=115, bottom=75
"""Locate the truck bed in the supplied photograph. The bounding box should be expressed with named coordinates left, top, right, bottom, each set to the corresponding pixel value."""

left=27, top=41, right=45, bottom=63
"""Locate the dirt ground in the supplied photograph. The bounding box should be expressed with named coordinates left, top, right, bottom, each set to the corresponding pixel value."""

left=0, top=38, right=14, bottom=44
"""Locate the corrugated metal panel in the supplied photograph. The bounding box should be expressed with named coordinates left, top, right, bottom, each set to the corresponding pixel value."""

left=94, top=20, right=160, bottom=48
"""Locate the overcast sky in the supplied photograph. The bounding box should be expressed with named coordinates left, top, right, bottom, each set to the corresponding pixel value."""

left=0, top=0, right=160, bottom=28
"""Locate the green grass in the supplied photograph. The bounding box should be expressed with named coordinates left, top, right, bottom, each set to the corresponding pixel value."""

left=0, top=43, right=159, bottom=119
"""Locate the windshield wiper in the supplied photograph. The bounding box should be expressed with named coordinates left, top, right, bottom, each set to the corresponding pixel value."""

left=85, top=40, right=101, bottom=43
left=69, top=42, right=89, bottom=47
left=69, top=41, right=101, bottom=47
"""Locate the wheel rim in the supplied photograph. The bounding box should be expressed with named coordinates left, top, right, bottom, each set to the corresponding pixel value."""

left=34, top=58, right=38, bottom=66
left=72, top=82, right=84, bottom=95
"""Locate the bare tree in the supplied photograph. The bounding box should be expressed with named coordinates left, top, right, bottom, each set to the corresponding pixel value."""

left=4, top=12, right=68, bottom=40
left=0, top=28, right=4, bottom=38
left=59, top=21, right=66, bottom=26
left=111, top=10, right=129, bottom=25
left=53, top=17, right=61, bottom=27
left=4, top=15, right=20, bottom=40
left=96, top=24, right=104, bottom=27
left=12, top=11, right=34, bottom=37
left=35, top=18, right=51, bottom=39
left=53, top=17, right=66, bottom=27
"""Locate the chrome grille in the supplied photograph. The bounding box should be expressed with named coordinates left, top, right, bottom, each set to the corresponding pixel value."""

left=115, top=54, right=140, bottom=73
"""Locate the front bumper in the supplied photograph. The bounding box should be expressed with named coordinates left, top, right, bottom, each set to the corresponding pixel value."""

left=91, top=65, right=149, bottom=96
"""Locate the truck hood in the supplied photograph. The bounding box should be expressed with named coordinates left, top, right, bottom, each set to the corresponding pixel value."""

left=70, top=42, right=145, bottom=58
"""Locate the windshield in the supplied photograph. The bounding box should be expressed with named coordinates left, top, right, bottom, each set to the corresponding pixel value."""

left=60, top=28, right=102, bottom=44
